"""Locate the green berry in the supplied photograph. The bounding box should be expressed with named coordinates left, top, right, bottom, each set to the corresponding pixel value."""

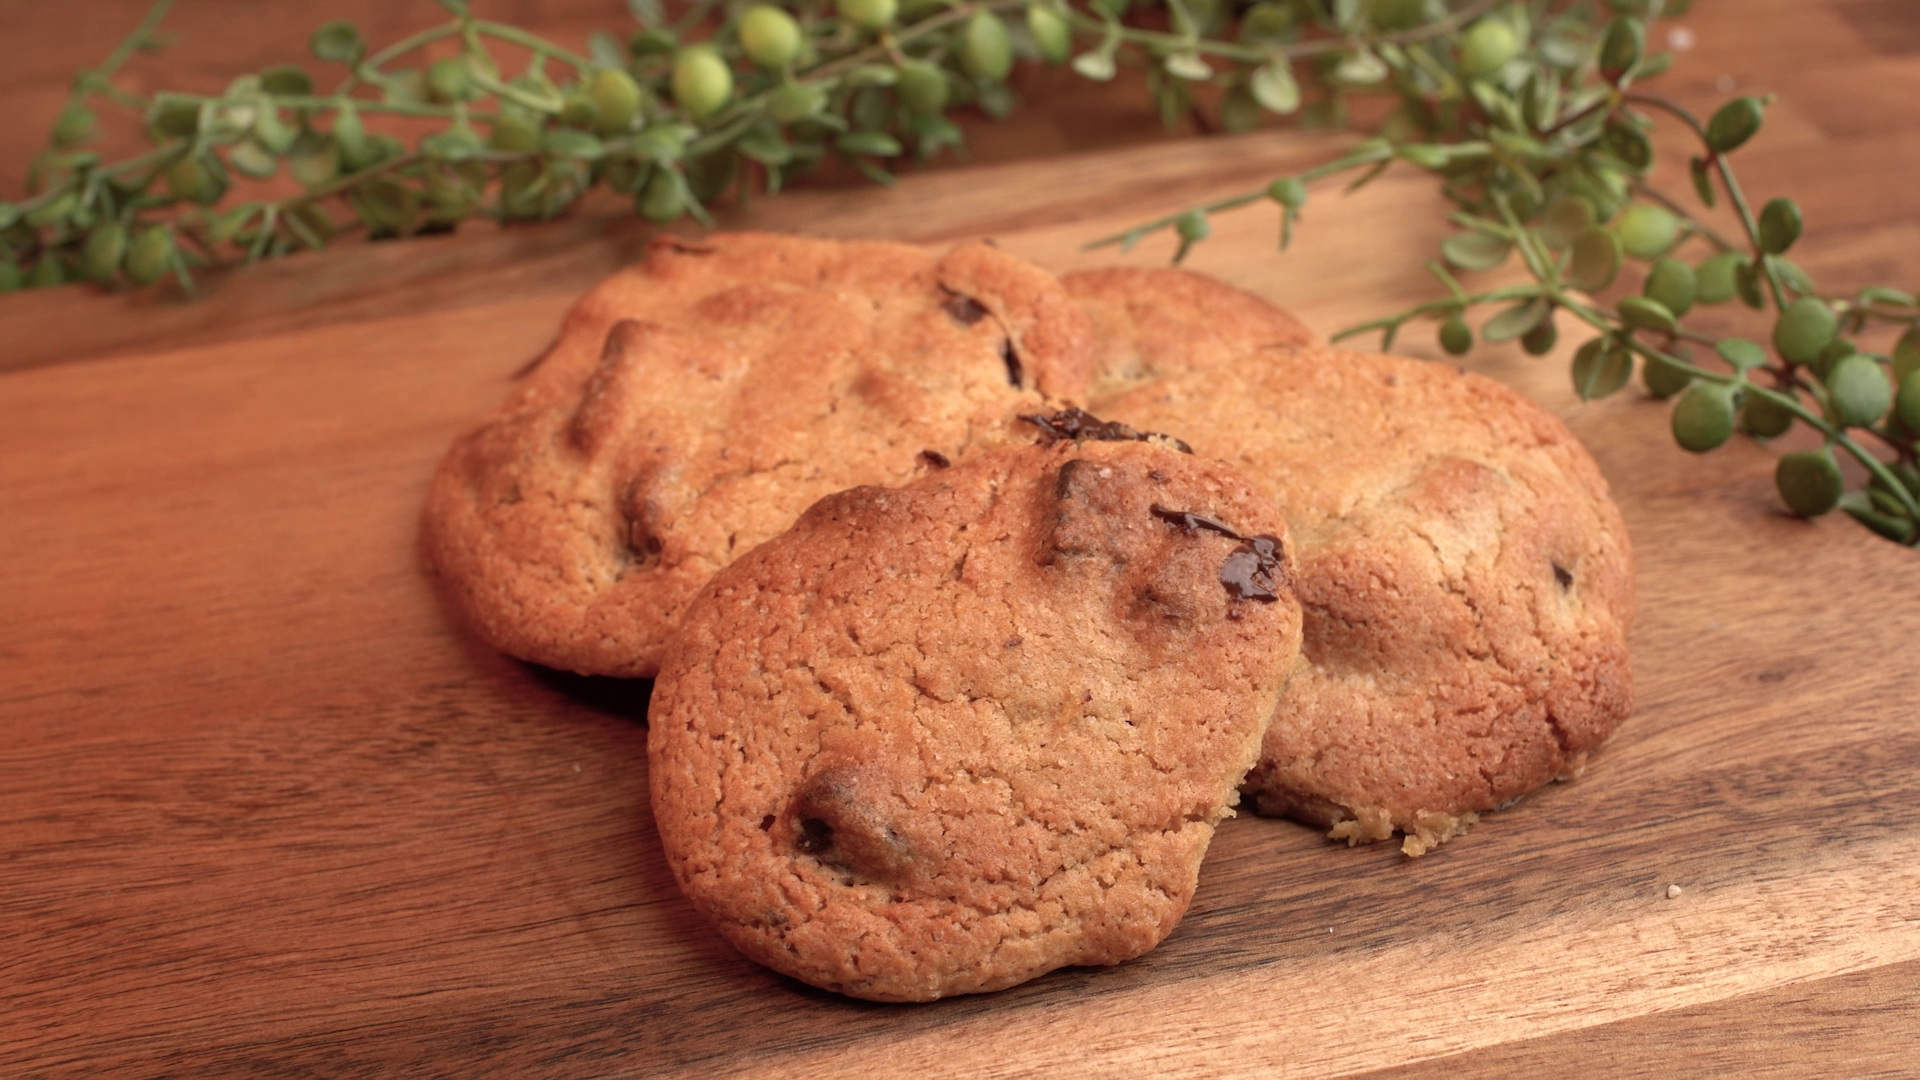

left=426, top=57, right=472, bottom=104
left=639, top=168, right=686, bottom=222
left=960, top=12, right=1013, bottom=81
left=836, top=0, right=897, bottom=32
left=1457, top=19, right=1519, bottom=80
left=1706, top=96, right=1765, bottom=154
left=1439, top=314, right=1473, bottom=355
left=1522, top=315, right=1558, bottom=356
left=559, top=92, right=598, bottom=128
left=1757, top=197, right=1802, bottom=255
left=1644, top=258, right=1697, bottom=318
left=1897, top=369, right=1920, bottom=433
left=1028, top=5, right=1072, bottom=65
left=1894, top=327, right=1920, bottom=383
left=80, top=222, right=129, bottom=284
left=1268, top=176, right=1307, bottom=208
left=589, top=69, right=643, bottom=135
left=672, top=46, right=733, bottom=120
left=1741, top=390, right=1796, bottom=438
left=489, top=113, right=543, bottom=153
left=1826, top=353, right=1892, bottom=428
left=1775, top=449, right=1844, bottom=517
left=1567, top=226, right=1623, bottom=292
left=165, top=156, right=220, bottom=202
left=1695, top=251, right=1743, bottom=305
left=1642, top=347, right=1692, bottom=399
left=739, top=5, right=803, bottom=71
left=1615, top=202, right=1681, bottom=260
left=1671, top=381, right=1737, bottom=452
left=1773, top=297, right=1837, bottom=365
left=896, top=59, right=948, bottom=116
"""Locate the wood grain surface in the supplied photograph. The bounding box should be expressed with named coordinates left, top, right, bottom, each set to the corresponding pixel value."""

left=4, top=2, right=1919, bottom=1076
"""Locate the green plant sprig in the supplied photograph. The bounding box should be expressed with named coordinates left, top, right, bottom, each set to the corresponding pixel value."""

left=1101, top=0, right=1920, bottom=545
left=6, top=0, right=1918, bottom=545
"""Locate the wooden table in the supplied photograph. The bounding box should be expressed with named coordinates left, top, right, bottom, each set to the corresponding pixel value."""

left=4, top=2, right=1918, bottom=1075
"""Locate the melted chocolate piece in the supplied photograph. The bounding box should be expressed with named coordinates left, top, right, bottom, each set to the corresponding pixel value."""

left=941, top=290, right=990, bottom=326
left=1023, top=408, right=1194, bottom=454
left=1553, top=562, right=1574, bottom=589
left=918, top=449, right=951, bottom=469
left=1150, top=504, right=1286, bottom=603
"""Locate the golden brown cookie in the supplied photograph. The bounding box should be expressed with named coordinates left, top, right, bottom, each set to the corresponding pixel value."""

left=1069, top=272, right=1633, bottom=856
left=424, top=233, right=1093, bottom=676
left=648, top=432, right=1303, bottom=1000
left=1063, top=266, right=1316, bottom=401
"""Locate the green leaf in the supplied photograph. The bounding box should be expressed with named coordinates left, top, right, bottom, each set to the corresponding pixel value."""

left=1617, top=295, right=1676, bottom=334
left=1567, top=227, right=1622, bottom=292
left=310, top=21, right=364, bottom=65
left=1706, top=96, right=1765, bottom=154
left=1483, top=298, right=1548, bottom=343
left=260, top=65, right=314, bottom=97
left=837, top=131, right=902, bottom=157
left=1441, top=229, right=1511, bottom=271
left=1572, top=337, right=1633, bottom=400
left=1716, top=338, right=1768, bottom=371
left=1689, top=156, right=1716, bottom=208
left=626, top=0, right=666, bottom=29
left=420, top=127, right=483, bottom=162
left=1072, top=48, right=1118, bottom=82
left=543, top=129, right=606, bottom=160
left=1249, top=61, right=1301, bottom=114
left=1165, top=52, right=1212, bottom=82
left=1758, top=197, right=1802, bottom=255
left=1535, top=195, right=1597, bottom=249
left=227, top=139, right=280, bottom=179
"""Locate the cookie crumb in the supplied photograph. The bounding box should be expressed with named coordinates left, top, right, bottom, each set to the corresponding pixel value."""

left=1666, top=883, right=1683, bottom=899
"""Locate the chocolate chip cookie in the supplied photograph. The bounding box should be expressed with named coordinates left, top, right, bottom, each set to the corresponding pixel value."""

left=424, top=233, right=1093, bottom=677
left=1071, top=274, right=1633, bottom=855
left=648, top=432, right=1302, bottom=1000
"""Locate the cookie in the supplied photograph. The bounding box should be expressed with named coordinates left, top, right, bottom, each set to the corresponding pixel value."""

left=1063, top=266, right=1315, bottom=401
left=424, top=233, right=1094, bottom=676
left=1069, top=272, right=1632, bottom=855
left=648, top=431, right=1303, bottom=1000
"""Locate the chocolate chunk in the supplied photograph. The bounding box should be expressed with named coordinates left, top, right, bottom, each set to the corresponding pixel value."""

left=1553, top=562, right=1574, bottom=588
left=1023, top=408, right=1193, bottom=454
left=1001, top=340, right=1024, bottom=388
left=941, top=290, right=990, bottom=326
left=1151, top=504, right=1286, bottom=603
left=919, top=449, right=951, bottom=469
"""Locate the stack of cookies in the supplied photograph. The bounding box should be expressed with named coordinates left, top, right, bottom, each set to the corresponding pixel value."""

left=423, top=233, right=1633, bottom=1001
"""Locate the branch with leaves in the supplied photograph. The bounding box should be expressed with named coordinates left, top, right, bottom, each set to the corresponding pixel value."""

left=4, top=0, right=1917, bottom=545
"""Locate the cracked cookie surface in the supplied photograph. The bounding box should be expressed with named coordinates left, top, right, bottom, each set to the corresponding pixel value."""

left=648, top=438, right=1302, bottom=1001
left=424, top=232, right=1093, bottom=676
left=1070, top=272, right=1633, bottom=855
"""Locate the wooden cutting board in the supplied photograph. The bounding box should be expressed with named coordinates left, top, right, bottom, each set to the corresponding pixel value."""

left=5, top=16, right=1920, bottom=1077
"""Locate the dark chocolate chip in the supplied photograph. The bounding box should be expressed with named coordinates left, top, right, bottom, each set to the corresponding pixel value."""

left=941, top=290, right=990, bottom=326
left=1023, top=407, right=1193, bottom=453
left=918, top=449, right=951, bottom=469
left=1001, top=339, right=1024, bottom=388
left=1151, top=504, right=1286, bottom=604
left=795, top=816, right=834, bottom=854
left=1553, top=562, right=1574, bottom=588
left=759, top=815, right=776, bottom=831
